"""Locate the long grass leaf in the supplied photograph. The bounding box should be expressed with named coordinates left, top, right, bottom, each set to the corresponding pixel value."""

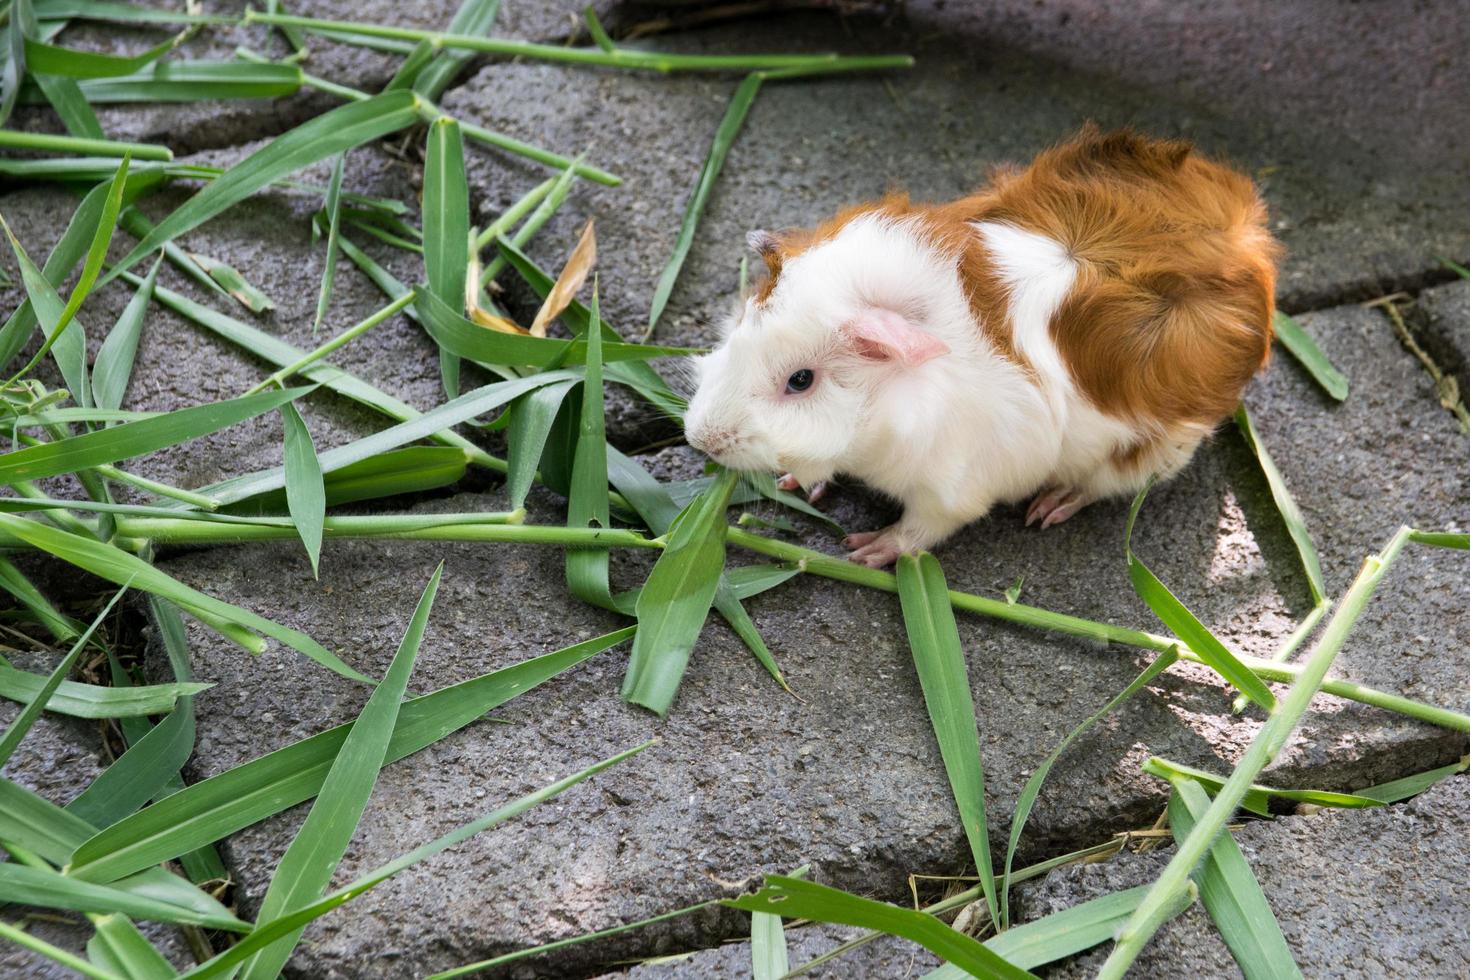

left=423, top=117, right=469, bottom=396
left=1000, top=647, right=1178, bottom=926
left=0, top=863, right=248, bottom=932
left=175, top=741, right=650, bottom=980
left=0, top=556, right=79, bottom=639
left=0, top=658, right=207, bottom=719
left=413, top=0, right=499, bottom=100
left=86, top=914, right=179, bottom=980
left=1359, top=754, right=1470, bottom=802
left=1272, top=311, right=1347, bottom=401
left=896, top=552, right=998, bottom=925
left=646, top=73, right=762, bottom=339
left=38, top=61, right=302, bottom=102
left=280, top=402, right=326, bottom=577
left=35, top=72, right=105, bottom=138
left=531, top=218, right=596, bottom=337
left=67, top=627, right=632, bottom=881
left=566, top=281, right=615, bottom=609
left=0, top=583, right=127, bottom=767
left=622, top=468, right=739, bottom=715
left=23, top=33, right=179, bottom=78
left=1167, top=780, right=1302, bottom=980
left=725, top=876, right=1035, bottom=979
left=0, top=919, right=122, bottom=980
left=310, top=151, right=347, bottom=334
left=0, top=386, right=309, bottom=484
left=1124, top=485, right=1276, bottom=712
left=107, top=90, right=421, bottom=280
left=1142, top=757, right=1385, bottom=815
left=506, top=380, right=577, bottom=511
left=0, top=513, right=366, bottom=681
left=239, top=565, right=440, bottom=979
left=1234, top=405, right=1325, bottom=605
left=0, top=0, right=28, bottom=127
left=93, top=254, right=161, bottom=412
left=188, top=250, right=275, bottom=314
left=2, top=214, right=91, bottom=404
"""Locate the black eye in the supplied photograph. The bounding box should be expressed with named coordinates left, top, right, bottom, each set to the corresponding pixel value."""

left=785, top=369, right=814, bottom=393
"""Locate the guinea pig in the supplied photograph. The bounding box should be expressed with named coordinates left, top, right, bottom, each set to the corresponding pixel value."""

left=683, top=126, right=1280, bottom=568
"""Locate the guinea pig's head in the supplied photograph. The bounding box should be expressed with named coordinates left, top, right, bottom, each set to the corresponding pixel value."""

left=683, top=211, right=951, bottom=486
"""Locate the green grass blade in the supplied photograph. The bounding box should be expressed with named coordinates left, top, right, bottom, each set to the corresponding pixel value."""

left=188, top=250, right=274, bottom=313
left=67, top=626, right=631, bottom=881
left=646, top=72, right=762, bottom=340
left=312, top=150, right=347, bottom=333
left=1360, top=754, right=1470, bottom=802
left=566, top=283, right=614, bottom=609
left=895, top=552, right=998, bottom=925
left=175, top=740, right=650, bottom=980
left=1273, top=311, right=1347, bottom=401
left=0, top=556, right=80, bottom=639
left=1125, top=484, right=1276, bottom=712
left=479, top=160, right=577, bottom=285
left=622, top=468, right=739, bottom=715
left=0, top=658, right=208, bottom=719
left=0, top=127, right=170, bottom=159
left=751, top=903, right=789, bottom=980
left=35, top=72, right=105, bottom=138
left=52, top=61, right=302, bottom=102
left=176, top=371, right=574, bottom=507
left=1000, top=646, right=1179, bottom=927
left=417, top=287, right=699, bottom=366
left=0, top=512, right=366, bottom=682
left=86, top=914, right=179, bottom=980
left=93, top=254, right=161, bottom=412
left=24, top=32, right=179, bottom=78
left=238, top=564, right=440, bottom=980
left=280, top=402, right=326, bottom=577
left=1234, top=405, right=1325, bottom=605
left=0, top=863, right=248, bottom=932
left=225, top=445, right=467, bottom=514
left=2, top=0, right=36, bottom=128
left=0, top=386, right=310, bottom=484
left=423, top=116, right=469, bottom=396
left=0, top=919, right=121, bottom=980
left=1142, top=757, right=1386, bottom=815
left=2, top=213, right=92, bottom=405
left=106, top=90, right=421, bottom=281
left=711, top=585, right=787, bottom=689
left=0, top=583, right=126, bottom=767
left=1168, top=780, right=1302, bottom=980
left=413, top=0, right=500, bottom=100
left=725, top=877, right=1036, bottom=980
left=382, top=38, right=437, bottom=90
left=506, top=379, right=577, bottom=511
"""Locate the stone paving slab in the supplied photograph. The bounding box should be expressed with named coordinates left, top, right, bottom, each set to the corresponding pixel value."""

left=146, top=287, right=1470, bottom=977
left=443, top=4, right=1470, bottom=359
left=1027, top=773, right=1470, bottom=978
left=597, top=923, right=942, bottom=978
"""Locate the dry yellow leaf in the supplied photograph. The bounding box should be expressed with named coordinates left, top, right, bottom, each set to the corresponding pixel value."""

left=469, top=307, right=530, bottom=334
left=529, top=218, right=596, bottom=338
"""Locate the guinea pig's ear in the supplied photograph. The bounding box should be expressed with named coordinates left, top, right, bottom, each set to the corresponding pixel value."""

left=747, top=229, right=784, bottom=278
left=843, top=309, right=950, bottom=367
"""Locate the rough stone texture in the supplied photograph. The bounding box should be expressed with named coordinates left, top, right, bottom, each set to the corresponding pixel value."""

left=595, top=923, right=941, bottom=978
left=1021, top=774, right=1470, bottom=978
left=1416, top=278, right=1470, bottom=419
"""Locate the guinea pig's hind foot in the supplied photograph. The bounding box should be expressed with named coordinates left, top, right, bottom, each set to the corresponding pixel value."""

left=1025, top=486, right=1090, bottom=529
left=844, top=527, right=905, bottom=568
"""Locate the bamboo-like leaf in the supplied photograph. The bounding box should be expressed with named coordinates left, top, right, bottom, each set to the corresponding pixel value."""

left=0, top=386, right=310, bottom=484
left=188, top=251, right=275, bottom=314
left=751, top=896, right=791, bottom=979
left=24, top=32, right=180, bottom=78
left=279, top=402, right=326, bottom=577
left=1234, top=405, right=1326, bottom=605
left=725, top=876, right=1035, bottom=980
left=87, top=913, right=179, bottom=980
left=1000, top=647, right=1179, bottom=926
left=383, top=38, right=437, bottom=90
left=646, top=73, right=762, bottom=339
left=174, top=741, right=650, bottom=980
left=1167, top=780, right=1302, bottom=980
left=107, top=90, right=421, bottom=280
left=2, top=213, right=91, bottom=404
left=67, top=627, right=632, bottom=882
left=93, top=254, right=161, bottom=412
left=1125, top=484, right=1277, bottom=712
left=506, top=380, right=577, bottom=511
left=0, top=513, right=366, bottom=682
left=1359, top=754, right=1470, bottom=802
left=896, top=552, right=998, bottom=925
left=417, top=287, right=699, bottom=367
left=0, top=583, right=127, bottom=768
left=531, top=218, right=596, bottom=337
left=1273, top=311, right=1347, bottom=401
left=0, top=863, right=248, bottom=932
left=312, top=150, right=347, bottom=333
left=41, top=60, right=302, bottom=102
left=0, top=556, right=79, bottom=639
left=423, top=117, right=469, bottom=396
left=226, top=446, right=469, bottom=515
left=0, top=657, right=208, bottom=719
left=35, top=72, right=105, bottom=138
left=239, top=565, right=440, bottom=980
left=1, top=0, right=28, bottom=127
left=413, top=0, right=500, bottom=100
left=1143, top=757, right=1385, bottom=815
left=566, top=280, right=617, bottom=609
left=0, top=126, right=170, bottom=158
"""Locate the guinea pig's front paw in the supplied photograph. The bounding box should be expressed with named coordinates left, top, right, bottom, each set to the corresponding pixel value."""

left=776, top=472, right=829, bottom=503
left=843, top=527, right=907, bottom=568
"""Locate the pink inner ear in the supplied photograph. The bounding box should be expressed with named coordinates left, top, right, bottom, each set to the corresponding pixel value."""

left=844, top=309, right=950, bottom=366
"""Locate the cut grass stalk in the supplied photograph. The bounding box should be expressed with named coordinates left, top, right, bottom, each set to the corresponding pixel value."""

left=112, top=516, right=652, bottom=550
left=0, top=127, right=170, bottom=158
left=244, top=293, right=415, bottom=395
left=1144, top=757, right=1387, bottom=815
left=311, top=150, right=347, bottom=334
left=1234, top=404, right=1326, bottom=605
left=473, top=177, right=554, bottom=250
left=1272, top=311, right=1348, bottom=401
left=1095, top=525, right=1417, bottom=978
left=423, top=116, right=469, bottom=397
left=242, top=9, right=916, bottom=75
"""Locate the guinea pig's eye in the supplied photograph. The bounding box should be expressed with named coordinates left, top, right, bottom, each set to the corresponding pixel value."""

left=785, top=368, right=815, bottom=394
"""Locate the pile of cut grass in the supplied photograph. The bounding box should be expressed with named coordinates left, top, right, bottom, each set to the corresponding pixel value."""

left=0, top=2, right=1466, bottom=977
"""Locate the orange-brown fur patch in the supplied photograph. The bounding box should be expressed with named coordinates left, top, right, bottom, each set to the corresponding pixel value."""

left=754, top=126, right=1279, bottom=431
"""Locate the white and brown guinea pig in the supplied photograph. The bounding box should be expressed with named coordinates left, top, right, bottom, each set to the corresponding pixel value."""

left=683, top=126, right=1280, bottom=567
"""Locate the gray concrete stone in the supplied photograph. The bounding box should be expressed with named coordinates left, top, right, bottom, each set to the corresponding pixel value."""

left=596, top=922, right=941, bottom=978
left=444, top=3, right=1470, bottom=356
left=1416, top=278, right=1470, bottom=420
left=1020, top=773, right=1470, bottom=978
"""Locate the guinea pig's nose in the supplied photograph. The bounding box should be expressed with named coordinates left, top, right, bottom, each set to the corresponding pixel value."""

left=689, top=426, right=734, bottom=457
